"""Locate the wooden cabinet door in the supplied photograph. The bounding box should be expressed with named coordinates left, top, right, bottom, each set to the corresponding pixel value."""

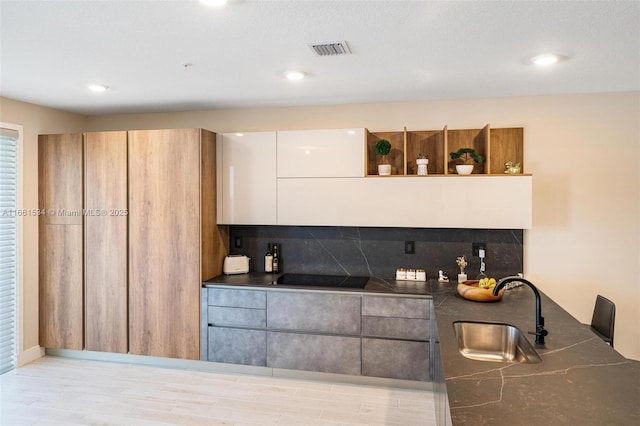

left=38, top=134, right=83, bottom=349
left=84, top=131, right=128, bottom=353
left=39, top=134, right=83, bottom=225
left=128, top=129, right=201, bottom=360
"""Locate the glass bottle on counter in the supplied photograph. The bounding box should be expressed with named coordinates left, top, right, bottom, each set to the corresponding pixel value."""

left=264, top=243, right=273, bottom=273
left=272, top=243, right=280, bottom=274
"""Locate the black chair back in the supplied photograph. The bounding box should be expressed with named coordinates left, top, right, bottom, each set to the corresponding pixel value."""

left=590, top=295, right=615, bottom=348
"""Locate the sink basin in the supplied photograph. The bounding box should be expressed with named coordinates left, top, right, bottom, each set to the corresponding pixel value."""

left=452, top=321, right=542, bottom=364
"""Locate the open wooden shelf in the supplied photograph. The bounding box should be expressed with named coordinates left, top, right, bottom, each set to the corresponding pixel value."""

left=406, top=128, right=446, bottom=175
left=366, top=130, right=405, bottom=175
left=366, top=124, right=524, bottom=176
left=488, top=127, right=524, bottom=174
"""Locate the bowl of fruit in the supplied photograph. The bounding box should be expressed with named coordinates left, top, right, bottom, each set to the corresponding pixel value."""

left=457, top=277, right=505, bottom=302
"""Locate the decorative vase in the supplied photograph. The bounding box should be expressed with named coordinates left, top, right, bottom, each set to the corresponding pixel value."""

left=416, top=158, right=429, bottom=175
left=456, top=164, right=474, bottom=175
left=378, top=164, right=391, bottom=176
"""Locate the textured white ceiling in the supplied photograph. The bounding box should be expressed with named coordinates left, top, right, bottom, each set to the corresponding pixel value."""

left=1, top=0, right=639, bottom=115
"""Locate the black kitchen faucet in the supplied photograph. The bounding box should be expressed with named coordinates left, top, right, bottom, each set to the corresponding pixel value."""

left=493, top=276, right=549, bottom=345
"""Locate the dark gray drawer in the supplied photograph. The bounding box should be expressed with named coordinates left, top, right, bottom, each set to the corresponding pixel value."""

left=267, top=331, right=361, bottom=375
left=207, top=306, right=266, bottom=328
left=207, top=288, right=266, bottom=309
left=362, top=338, right=429, bottom=381
left=362, top=296, right=429, bottom=319
left=362, top=316, right=429, bottom=341
left=208, top=327, right=266, bottom=366
left=267, top=292, right=361, bottom=335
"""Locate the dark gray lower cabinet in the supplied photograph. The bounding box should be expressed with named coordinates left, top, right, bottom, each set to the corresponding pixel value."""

left=267, top=292, right=361, bottom=334
left=362, top=316, right=429, bottom=341
left=267, top=331, right=361, bottom=375
left=208, top=326, right=266, bottom=366
left=203, top=286, right=432, bottom=382
left=208, top=306, right=266, bottom=328
left=362, top=296, right=429, bottom=319
left=362, top=338, right=429, bottom=381
left=208, top=288, right=266, bottom=309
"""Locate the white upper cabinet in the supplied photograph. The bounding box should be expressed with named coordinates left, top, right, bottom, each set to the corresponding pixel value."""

left=277, top=128, right=365, bottom=178
left=217, top=126, right=532, bottom=229
left=277, top=176, right=533, bottom=229
left=217, top=132, right=277, bottom=225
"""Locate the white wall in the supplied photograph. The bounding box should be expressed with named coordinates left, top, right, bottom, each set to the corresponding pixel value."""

left=3, top=91, right=638, bottom=361
left=86, top=92, right=640, bottom=360
left=0, top=97, right=87, bottom=363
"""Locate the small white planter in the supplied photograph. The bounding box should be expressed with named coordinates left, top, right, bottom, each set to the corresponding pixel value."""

left=416, top=158, right=429, bottom=175
left=456, top=164, right=474, bottom=175
left=378, top=164, right=391, bottom=176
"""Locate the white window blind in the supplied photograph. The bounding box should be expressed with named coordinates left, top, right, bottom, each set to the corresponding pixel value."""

left=0, top=127, right=19, bottom=375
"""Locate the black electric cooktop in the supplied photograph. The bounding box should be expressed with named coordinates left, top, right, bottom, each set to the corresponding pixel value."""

left=276, top=273, right=370, bottom=289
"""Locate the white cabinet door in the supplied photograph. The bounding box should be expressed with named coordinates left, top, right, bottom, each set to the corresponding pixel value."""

left=277, top=176, right=532, bottom=229
left=218, top=132, right=276, bottom=225
left=277, top=128, right=365, bottom=177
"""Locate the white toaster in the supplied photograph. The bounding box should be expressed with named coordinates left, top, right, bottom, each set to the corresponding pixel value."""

left=223, top=255, right=250, bottom=274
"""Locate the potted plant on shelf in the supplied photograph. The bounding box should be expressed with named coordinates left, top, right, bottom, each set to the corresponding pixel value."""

left=375, top=139, right=392, bottom=176
left=450, top=148, right=484, bottom=175
left=416, top=153, right=429, bottom=175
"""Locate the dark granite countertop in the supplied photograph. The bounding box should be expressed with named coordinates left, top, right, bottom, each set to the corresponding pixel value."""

left=203, top=273, right=431, bottom=296
left=203, top=274, right=639, bottom=424
left=430, top=281, right=640, bottom=426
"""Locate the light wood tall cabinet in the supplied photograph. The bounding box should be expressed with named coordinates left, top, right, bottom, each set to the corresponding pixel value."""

left=40, top=128, right=226, bottom=358
left=84, top=131, right=128, bottom=353
left=128, top=129, right=224, bottom=360
left=38, top=133, right=84, bottom=349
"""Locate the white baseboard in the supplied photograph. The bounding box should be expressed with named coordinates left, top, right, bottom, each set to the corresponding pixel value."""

left=45, top=349, right=432, bottom=390
left=45, top=349, right=272, bottom=377
left=18, top=345, right=45, bottom=367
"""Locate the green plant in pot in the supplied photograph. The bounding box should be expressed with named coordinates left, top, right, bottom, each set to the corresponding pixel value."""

left=375, top=139, right=392, bottom=176
left=450, top=148, right=484, bottom=175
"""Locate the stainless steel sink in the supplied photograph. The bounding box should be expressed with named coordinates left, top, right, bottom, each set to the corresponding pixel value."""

left=452, top=321, right=542, bottom=364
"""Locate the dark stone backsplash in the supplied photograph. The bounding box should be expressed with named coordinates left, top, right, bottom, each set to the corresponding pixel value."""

left=228, top=226, right=523, bottom=281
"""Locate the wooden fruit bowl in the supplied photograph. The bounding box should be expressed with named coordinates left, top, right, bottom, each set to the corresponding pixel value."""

left=457, top=280, right=505, bottom=302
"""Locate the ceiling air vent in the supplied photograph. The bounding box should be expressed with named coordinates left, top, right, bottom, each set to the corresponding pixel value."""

left=308, top=41, right=352, bottom=56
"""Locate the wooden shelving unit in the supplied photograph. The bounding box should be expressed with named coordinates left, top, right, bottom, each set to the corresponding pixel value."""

left=488, top=127, right=524, bottom=174
left=446, top=125, right=488, bottom=175
left=366, top=130, right=405, bottom=175
left=406, top=127, right=446, bottom=175
left=365, top=124, right=524, bottom=176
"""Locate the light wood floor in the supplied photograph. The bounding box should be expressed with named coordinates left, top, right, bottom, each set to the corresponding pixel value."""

left=0, top=356, right=436, bottom=425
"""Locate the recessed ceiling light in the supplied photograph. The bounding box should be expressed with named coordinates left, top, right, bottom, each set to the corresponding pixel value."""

left=347, top=130, right=356, bottom=135
left=285, top=70, right=307, bottom=81
left=235, top=133, right=244, bottom=136
left=200, top=0, right=227, bottom=6
left=88, top=84, right=108, bottom=93
left=530, top=53, right=566, bottom=66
